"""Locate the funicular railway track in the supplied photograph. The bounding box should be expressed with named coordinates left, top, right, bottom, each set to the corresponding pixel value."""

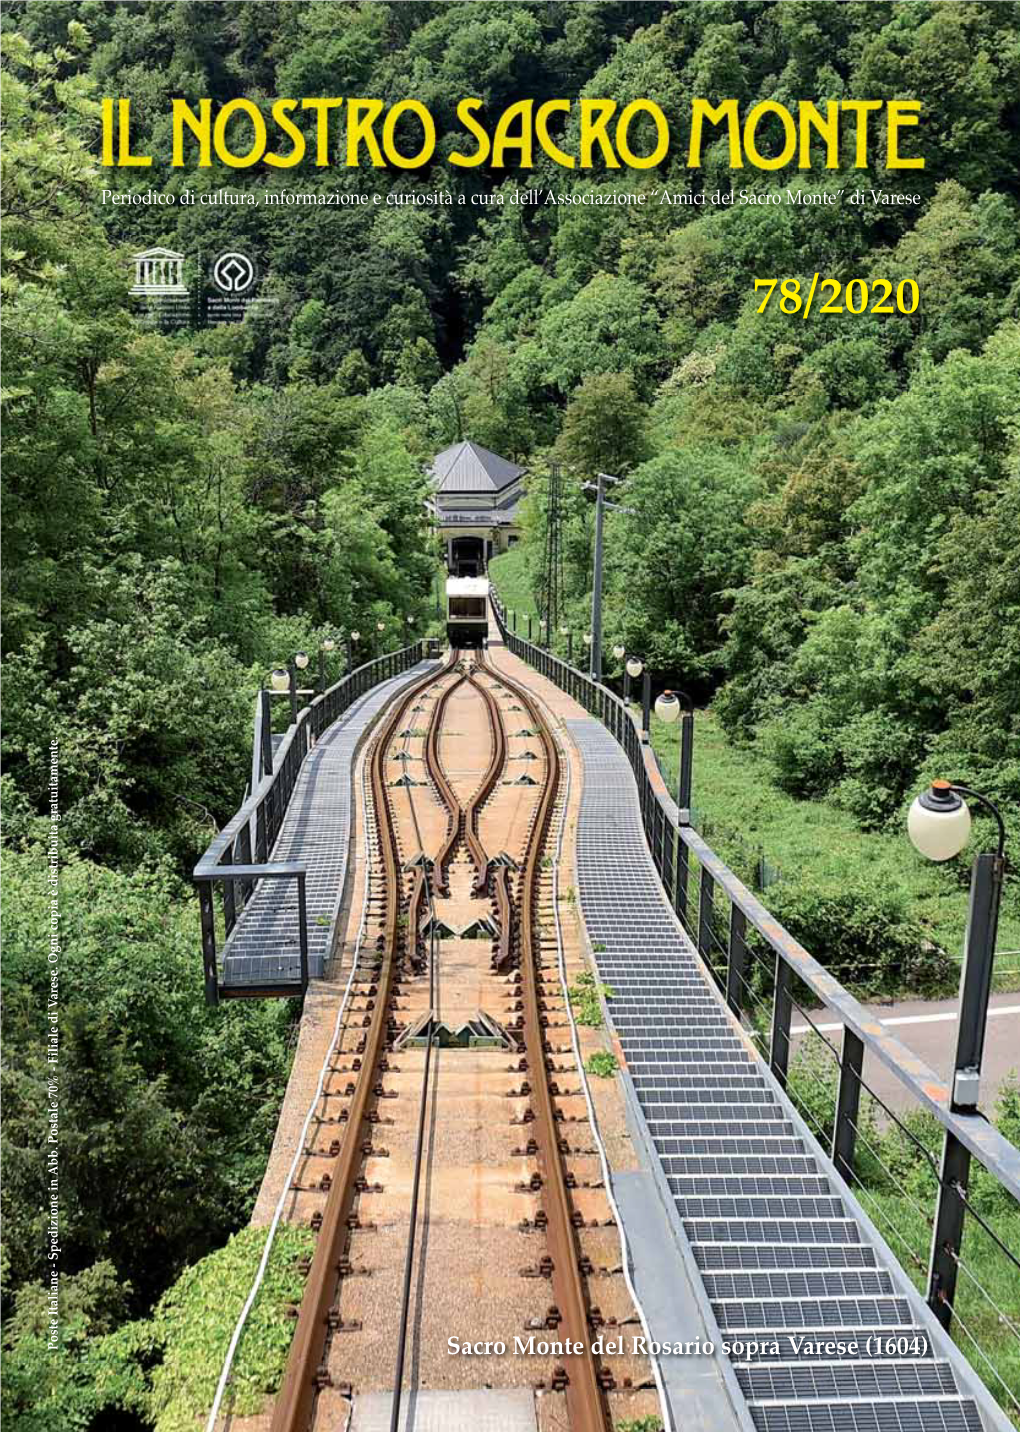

left=270, top=649, right=618, bottom=1432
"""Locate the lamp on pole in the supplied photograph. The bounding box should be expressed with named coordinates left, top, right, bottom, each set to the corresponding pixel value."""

left=318, top=636, right=336, bottom=694
left=583, top=471, right=634, bottom=684
left=292, top=651, right=309, bottom=722
left=907, top=779, right=1008, bottom=1331
left=539, top=617, right=547, bottom=649
left=561, top=624, right=571, bottom=663
left=376, top=619, right=386, bottom=657
left=624, top=656, right=642, bottom=708
left=655, top=690, right=695, bottom=825
left=348, top=630, right=360, bottom=675
left=263, top=668, right=290, bottom=772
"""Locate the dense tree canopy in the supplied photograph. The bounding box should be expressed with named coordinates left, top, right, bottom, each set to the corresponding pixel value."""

left=2, top=4, right=1019, bottom=1427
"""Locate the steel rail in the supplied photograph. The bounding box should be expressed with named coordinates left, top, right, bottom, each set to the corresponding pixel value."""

left=270, top=657, right=453, bottom=1432
left=425, top=667, right=468, bottom=891
left=460, top=665, right=514, bottom=966
left=387, top=662, right=449, bottom=1432
left=389, top=651, right=510, bottom=1427
left=463, top=665, right=509, bottom=891
left=477, top=651, right=612, bottom=1432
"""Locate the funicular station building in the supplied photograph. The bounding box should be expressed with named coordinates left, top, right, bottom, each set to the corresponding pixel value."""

left=429, top=440, right=525, bottom=575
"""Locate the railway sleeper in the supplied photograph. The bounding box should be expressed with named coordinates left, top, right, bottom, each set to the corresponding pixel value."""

left=335, top=1258, right=371, bottom=1277
left=327, top=1310, right=362, bottom=1332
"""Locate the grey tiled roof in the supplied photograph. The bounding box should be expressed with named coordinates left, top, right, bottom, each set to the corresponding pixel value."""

left=430, top=441, right=525, bottom=495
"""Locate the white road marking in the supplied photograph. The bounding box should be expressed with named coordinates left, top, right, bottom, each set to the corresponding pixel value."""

left=790, top=1004, right=1020, bottom=1036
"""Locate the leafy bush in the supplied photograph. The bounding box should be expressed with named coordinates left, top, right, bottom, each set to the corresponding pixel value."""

left=0, top=1229, right=314, bottom=1432
left=1, top=849, right=294, bottom=1305
left=766, top=878, right=956, bottom=998
left=569, top=971, right=615, bottom=1026
left=585, top=1051, right=619, bottom=1078
left=145, top=1226, right=313, bottom=1431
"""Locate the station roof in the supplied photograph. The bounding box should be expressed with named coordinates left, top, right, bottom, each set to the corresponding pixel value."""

left=431, top=441, right=525, bottom=496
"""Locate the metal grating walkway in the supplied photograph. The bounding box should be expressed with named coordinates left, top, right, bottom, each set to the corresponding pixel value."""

left=565, top=717, right=988, bottom=1432
left=220, top=661, right=437, bottom=990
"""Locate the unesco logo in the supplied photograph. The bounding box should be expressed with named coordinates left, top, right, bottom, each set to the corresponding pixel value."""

left=211, top=250, right=256, bottom=294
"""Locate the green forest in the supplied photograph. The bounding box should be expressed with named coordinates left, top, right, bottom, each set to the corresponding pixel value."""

left=2, top=3, right=1018, bottom=1428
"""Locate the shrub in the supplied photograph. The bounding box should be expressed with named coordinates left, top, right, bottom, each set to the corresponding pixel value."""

left=766, top=878, right=956, bottom=998
left=586, top=1051, right=619, bottom=1078
left=569, top=971, right=614, bottom=1026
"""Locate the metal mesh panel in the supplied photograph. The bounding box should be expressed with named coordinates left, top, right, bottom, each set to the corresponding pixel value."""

left=221, top=660, right=436, bottom=989
left=563, top=713, right=981, bottom=1432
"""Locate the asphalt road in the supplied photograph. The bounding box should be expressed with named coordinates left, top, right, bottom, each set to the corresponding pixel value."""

left=790, top=991, right=1020, bottom=1118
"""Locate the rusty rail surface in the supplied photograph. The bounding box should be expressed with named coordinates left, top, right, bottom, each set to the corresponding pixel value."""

left=464, top=664, right=509, bottom=891
left=270, top=657, right=452, bottom=1432
left=477, top=651, right=612, bottom=1432
left=425, top=663, right=467, bottom=892
left=272, top=647, right=609, bottom=1431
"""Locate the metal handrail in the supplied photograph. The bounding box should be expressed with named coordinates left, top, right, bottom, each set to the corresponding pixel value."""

left=193, top=642, right=426, bottom=1001
left=489, top=591, right=1020, bottom=1201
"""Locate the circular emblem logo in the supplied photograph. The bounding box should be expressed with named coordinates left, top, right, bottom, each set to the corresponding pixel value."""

left=211, top=251, right=256, bottom=294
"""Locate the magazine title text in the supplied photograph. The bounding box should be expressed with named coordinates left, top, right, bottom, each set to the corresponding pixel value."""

left=101, top=96, right=924, bottom=172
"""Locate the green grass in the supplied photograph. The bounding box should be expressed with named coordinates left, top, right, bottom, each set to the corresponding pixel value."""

left=585, top=1050, right=619, bottom=1078
left=568, top=970, right=614, bottom=1026
left=647, top=707, right=1020, bottom=989
left=489, top=548, right=538, bottom=624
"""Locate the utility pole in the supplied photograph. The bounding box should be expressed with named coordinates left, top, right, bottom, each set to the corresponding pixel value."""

left=590, top=471, right=606, bottom=683
left=540, top=463, right=564, bottom=637
left=583, top=472, right=633, bottom=685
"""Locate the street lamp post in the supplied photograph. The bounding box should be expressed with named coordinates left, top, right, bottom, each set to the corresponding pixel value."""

left=319, top=636, right=336, bottom=694
left=655, top=690, right=695, bottom=825
left=376, top=619, right=386, bottom=657
left=527, top=614, right=533, bottom=642
left=292, top=651, right=309, bottom=722
left=267, top=667, right=289, bottom=770
left=583, top=471, right=634, bottom=684
left=539, top=617, right=547, bottom=649
left=625, top=656, right=642, bottom=709
left=589, top=473, right=607, bottom=682
left=906, top=779, right=1008, bottom=1332
left=561, top=625, right=572, bottom=664
left=348, top=630, right=360, bottom=675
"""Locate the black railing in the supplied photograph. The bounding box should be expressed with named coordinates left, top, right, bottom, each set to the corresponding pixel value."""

left=490, top=590, right=1020, bottom=1397
left=194, top=641, right=427, bottom=1002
